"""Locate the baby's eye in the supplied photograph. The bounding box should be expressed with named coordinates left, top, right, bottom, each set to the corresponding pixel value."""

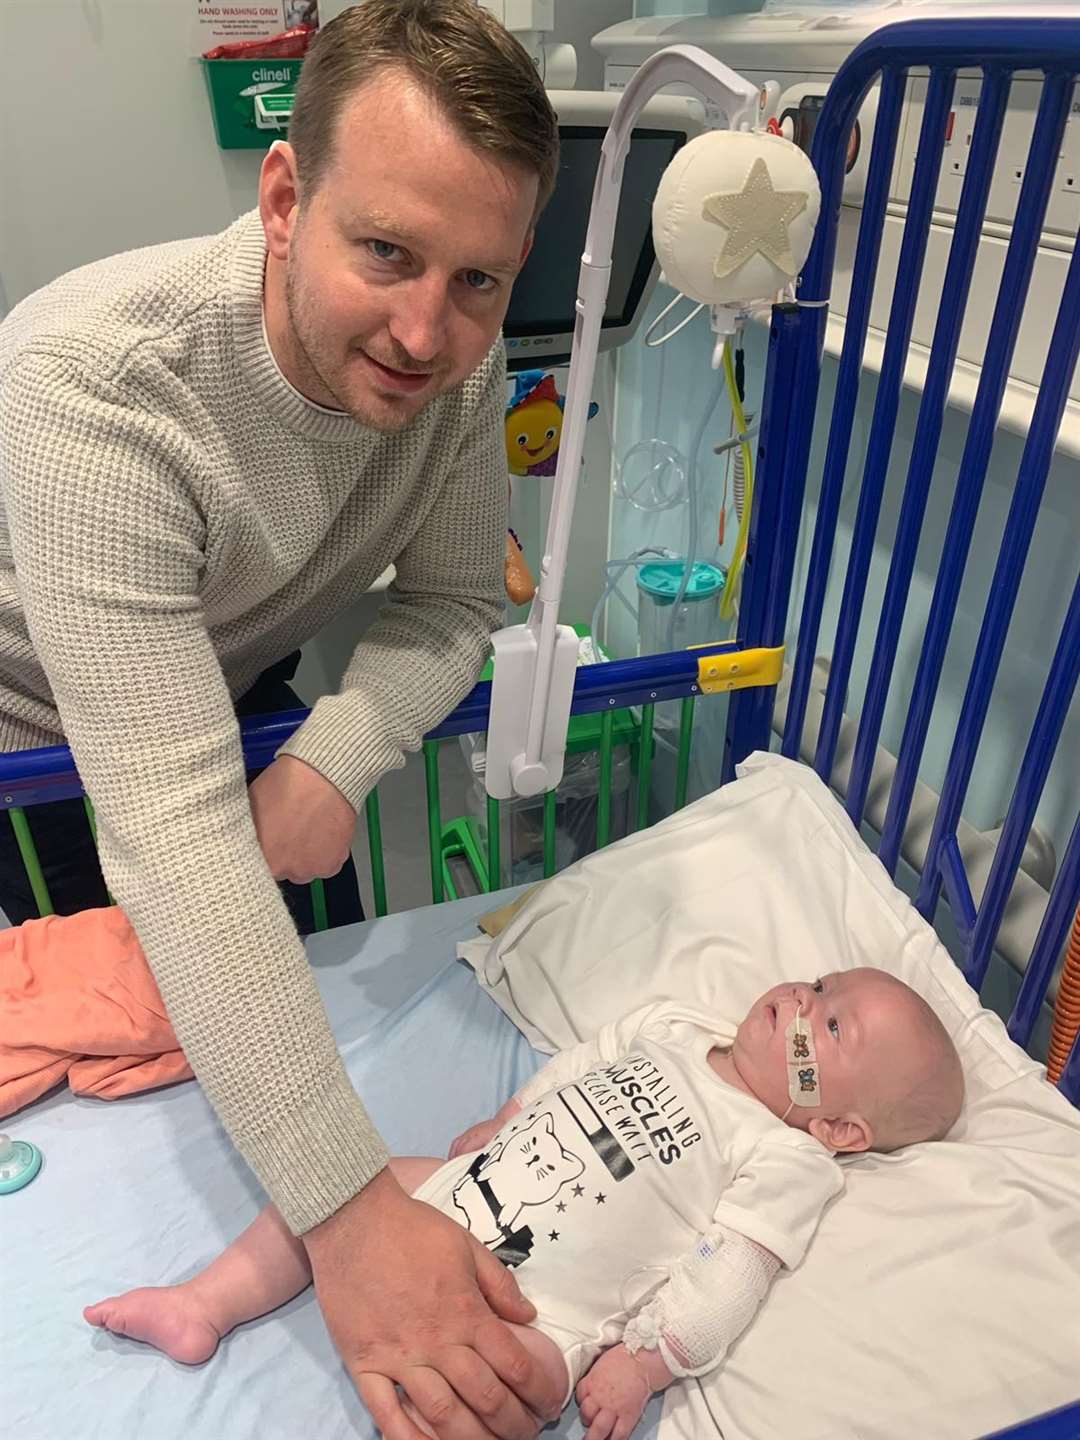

left=828, top=1017, right=840, bottom=1038
left=812, top=979, right=824, bottom=994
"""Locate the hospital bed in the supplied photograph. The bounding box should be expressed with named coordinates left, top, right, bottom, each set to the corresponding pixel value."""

left=3, top=14, right=1079, bottom=1440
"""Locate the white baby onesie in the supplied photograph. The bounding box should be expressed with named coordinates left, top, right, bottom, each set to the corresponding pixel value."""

left=413, top=1000, right=843, bottom=1395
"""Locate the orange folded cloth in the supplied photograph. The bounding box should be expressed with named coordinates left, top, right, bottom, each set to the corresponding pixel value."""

left=0, top=907, right=191, bottom=1118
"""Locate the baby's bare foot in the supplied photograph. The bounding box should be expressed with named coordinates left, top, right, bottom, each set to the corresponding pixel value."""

left=84, top=1287, right=222, bottom=1365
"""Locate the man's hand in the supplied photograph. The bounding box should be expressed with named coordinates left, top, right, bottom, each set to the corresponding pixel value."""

left=576, top=1344, right=670, bottom=1440
left=249, top=754, right=356, bottom=883
left=303, top=1168, right=563, bottom=1440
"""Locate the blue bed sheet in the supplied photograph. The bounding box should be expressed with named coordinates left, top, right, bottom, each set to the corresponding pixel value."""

left=5, top=893, right=663, bottom=1440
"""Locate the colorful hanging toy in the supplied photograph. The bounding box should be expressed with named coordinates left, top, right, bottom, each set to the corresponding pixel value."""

left=502, top=371, right=599, bottom=605
left=504, top=370, right=598, bottom=477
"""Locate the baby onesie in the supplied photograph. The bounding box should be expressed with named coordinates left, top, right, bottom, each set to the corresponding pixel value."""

left=413, top=1000, right=842, bottom=1395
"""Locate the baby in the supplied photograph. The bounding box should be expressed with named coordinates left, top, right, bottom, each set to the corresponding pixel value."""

left=85, top=968, right=964, bottom=1438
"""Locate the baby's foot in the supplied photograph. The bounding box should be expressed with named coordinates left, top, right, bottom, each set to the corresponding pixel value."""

left=84, top=1286, right=222, bottom=1365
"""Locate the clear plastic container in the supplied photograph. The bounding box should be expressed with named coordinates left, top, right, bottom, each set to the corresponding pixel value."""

left=461, top=734, right=633, bottom=886
left=636, top=560, right=726, bottom=656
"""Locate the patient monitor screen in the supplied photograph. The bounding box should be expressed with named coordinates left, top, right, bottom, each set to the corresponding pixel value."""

left=504, top=128, right=685, bottom=347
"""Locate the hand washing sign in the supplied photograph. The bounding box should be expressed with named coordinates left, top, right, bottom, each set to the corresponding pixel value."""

left=192, top=2, right=318, bottom=56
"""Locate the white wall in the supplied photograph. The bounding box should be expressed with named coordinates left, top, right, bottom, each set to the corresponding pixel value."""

left=0, top=0, right=633, bottom=311
left=553, top=0, right=635, bottom=91
left=0, top=1, right=264, bottom=312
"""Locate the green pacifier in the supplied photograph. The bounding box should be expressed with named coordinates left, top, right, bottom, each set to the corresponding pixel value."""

left=0, top=1133, right=42, bottom=1194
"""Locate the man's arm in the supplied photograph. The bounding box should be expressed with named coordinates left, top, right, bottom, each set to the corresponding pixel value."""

left=278, top=349, right=507, bottom=814
left=2, top=353, right=562, bottom=1439
left=1, top=353, right=387, bottom=1231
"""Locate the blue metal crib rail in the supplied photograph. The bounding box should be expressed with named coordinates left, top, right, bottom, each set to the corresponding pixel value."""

left=726, top=17, right=1080, bottom=1119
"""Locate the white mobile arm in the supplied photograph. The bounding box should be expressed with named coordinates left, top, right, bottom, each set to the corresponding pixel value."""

left=484, top=46, right=759, bottom=801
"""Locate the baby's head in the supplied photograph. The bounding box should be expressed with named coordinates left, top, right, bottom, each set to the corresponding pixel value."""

left=731, top=968, right=964, bottom=1154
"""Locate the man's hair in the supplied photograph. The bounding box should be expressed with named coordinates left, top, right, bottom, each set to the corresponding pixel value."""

left=289, top=0, right=559, bottom=217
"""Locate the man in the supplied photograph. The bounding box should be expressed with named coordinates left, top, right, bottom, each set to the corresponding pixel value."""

left=0, top=3, right=562, bottom=1437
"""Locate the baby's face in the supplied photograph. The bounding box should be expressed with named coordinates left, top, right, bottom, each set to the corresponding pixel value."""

left=731, top=968, right=944, bottom=1150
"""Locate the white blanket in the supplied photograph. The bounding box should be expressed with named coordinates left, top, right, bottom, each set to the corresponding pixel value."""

left=459, top=753, right=1080, bottom=1440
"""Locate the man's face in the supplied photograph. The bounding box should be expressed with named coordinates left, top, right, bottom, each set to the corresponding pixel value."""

left=277, top=70, right=537, bottom=431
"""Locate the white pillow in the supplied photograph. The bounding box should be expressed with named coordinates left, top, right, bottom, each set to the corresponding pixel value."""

left=460, top=753, right=1080, bottom=1439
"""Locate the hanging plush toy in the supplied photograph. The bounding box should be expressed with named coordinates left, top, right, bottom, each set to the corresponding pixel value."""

left=504, top=370, right=599, bottom=477
left=501, top=370, right=599, bottom=605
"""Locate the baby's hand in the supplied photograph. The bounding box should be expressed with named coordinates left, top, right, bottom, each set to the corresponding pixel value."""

left=448, top=1117, right=502, bottom=1159
left=576, top=1344, right=652, bottom=1440
left=449, top=1097, right=523, bottom=1159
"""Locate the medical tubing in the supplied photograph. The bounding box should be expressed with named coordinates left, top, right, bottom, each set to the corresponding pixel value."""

left=591, top=547, right=675, bottom=652
left=719, top=343, right=756, bottom=622
left=1047, top=904, right=1080, bottom=1084
left=667, top=371, right=727, bottom=648
left=614, top=338, right=688, bottom=513
left=644, top=292, right=706, bottom=348
left=731, top=411, right=755, bottom=522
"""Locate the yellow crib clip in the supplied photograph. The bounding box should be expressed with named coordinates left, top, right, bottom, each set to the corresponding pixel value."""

left=693, top=645, right=785, bottom=695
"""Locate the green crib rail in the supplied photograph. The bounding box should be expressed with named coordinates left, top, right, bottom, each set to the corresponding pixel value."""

left=421, top=696, right=699, bottom=904
left=4, top=694, right=702, bottom=929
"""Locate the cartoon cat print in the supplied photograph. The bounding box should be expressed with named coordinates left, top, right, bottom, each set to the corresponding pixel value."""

left=452, top=1112, right=586, bottom=1245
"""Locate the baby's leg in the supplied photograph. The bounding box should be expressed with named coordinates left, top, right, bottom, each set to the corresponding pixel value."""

left=84, top=1157, right=446, bottom=1364
left=84, top=1204, right=311, bottom=1364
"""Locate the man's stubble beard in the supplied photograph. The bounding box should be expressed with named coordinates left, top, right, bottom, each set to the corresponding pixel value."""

left=284, top=263, right=447, bottom=436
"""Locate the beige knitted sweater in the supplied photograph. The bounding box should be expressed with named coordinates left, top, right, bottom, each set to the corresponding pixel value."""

left=0, top=212, right=506, bottom=1232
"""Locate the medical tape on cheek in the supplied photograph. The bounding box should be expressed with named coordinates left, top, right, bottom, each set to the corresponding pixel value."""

left=785, top=1006, right=821, bottom=1108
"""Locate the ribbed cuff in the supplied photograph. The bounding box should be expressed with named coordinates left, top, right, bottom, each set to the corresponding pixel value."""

left=237, top=1062, right=391, bottom=1235
left=278, top=690, right=398, bottom=813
